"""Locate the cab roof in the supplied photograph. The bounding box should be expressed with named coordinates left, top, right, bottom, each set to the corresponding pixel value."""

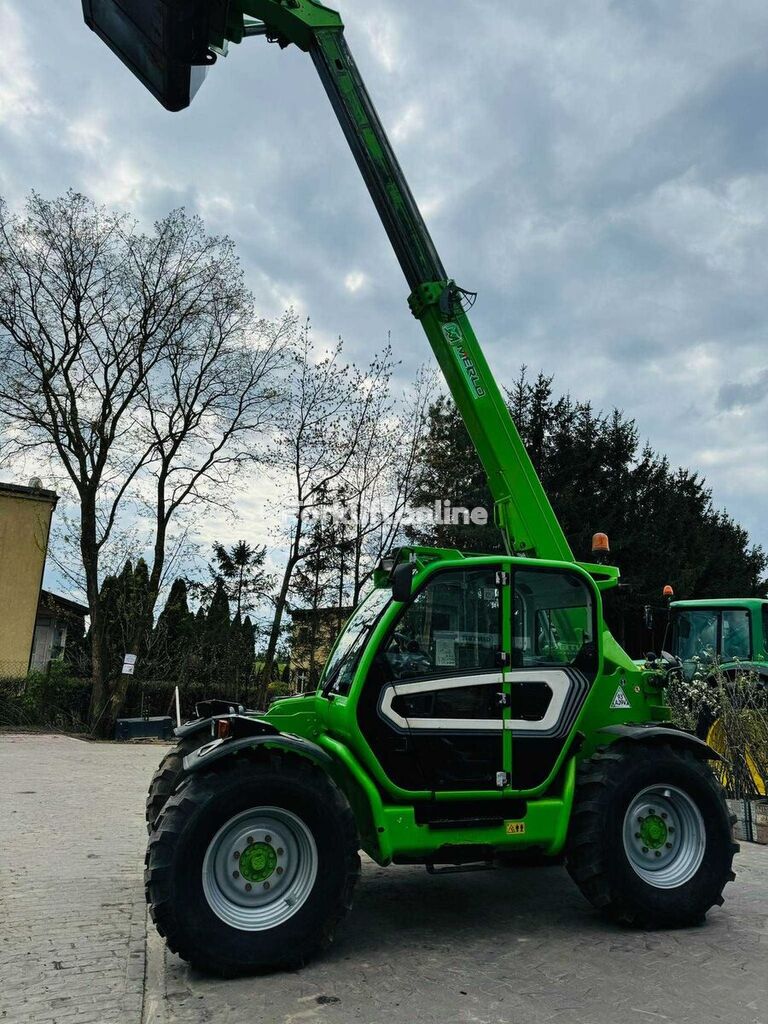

left=671, top=598, right=768, bottom=610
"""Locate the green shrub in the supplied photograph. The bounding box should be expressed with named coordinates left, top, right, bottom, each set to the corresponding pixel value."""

left=667, top=661, right=768, bottom=798
left=0, top=663, right=91, bottom=732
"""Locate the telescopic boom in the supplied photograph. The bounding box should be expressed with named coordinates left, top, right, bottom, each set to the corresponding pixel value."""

left=82, top=0, right=617, bottom=583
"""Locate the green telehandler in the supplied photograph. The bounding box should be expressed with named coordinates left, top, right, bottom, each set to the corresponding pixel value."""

left=81, top=0, right=737, bottom=974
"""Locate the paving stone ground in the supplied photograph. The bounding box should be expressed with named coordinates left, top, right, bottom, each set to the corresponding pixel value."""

left=0, top=733, right=162, bottom=1024
left=1, top=733, right=767, bottom=1024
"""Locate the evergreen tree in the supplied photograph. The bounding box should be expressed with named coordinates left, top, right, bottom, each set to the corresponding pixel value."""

left=240, top=616, right=256, bottom=685
left=406, top=369, right=767, bottom=654
left=98, top=558, right=153, bottom=682
left=150, top=578, right=195, bottom=681
left=202, top=580, right=232, bottom=684
left=201, top=541, right=271, bottom=618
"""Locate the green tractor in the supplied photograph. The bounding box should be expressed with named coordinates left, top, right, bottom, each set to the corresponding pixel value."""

left=81, top=0, right=737, bottom=974
left=668, top=597, right=768, bottom=797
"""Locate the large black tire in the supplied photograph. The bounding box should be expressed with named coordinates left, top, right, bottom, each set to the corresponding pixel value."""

left=145, top=752, right=360, bottom=975
left=566, top=741, right=738, bottom=928
left=146, top=734, right=207, bottom=833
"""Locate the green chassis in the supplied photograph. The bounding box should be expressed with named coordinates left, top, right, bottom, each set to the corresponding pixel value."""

left=188, top=550, right=671, bottom=867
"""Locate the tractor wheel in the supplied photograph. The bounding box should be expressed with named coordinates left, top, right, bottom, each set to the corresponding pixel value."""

left=145, top=753, right=360, bottom=975
left=146, top=734, right=207, bottom=833
left=697, top=704, right=767, bottom=798
left=566, top=742, right=737, bottom=927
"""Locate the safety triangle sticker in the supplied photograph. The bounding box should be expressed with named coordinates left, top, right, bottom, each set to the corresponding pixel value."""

left=610, top=687, right=631, bottom=710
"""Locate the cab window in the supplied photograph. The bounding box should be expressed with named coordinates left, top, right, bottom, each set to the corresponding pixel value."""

left=721, top=609, right=751, bottom=661
left=382, top=568, right=501, bottom=682
left=322, top=588, right=391, bottom=695
left=674, top=610, right=718, bottom=665
left=513, top=569, right=595, bottom=670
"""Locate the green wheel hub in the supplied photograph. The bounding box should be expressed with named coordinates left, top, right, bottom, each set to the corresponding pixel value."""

left=639, top=813, right=668, bottom=850
left=239, top=842, right=277, bottom=883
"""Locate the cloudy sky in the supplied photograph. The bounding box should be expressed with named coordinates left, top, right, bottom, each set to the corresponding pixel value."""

left=2, top=0, right=768, bottom=590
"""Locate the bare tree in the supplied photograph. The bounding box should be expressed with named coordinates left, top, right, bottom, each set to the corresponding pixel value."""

left=258, top=323, right=392, bottom=696
left=338, top=362, right=435, bottom=605
left=0, top=191, right=286, bottom=734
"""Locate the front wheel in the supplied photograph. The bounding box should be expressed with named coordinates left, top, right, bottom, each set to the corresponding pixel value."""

left=566, top=742, right=737, bottom=927
left=145, top=754, right=360, bottom=974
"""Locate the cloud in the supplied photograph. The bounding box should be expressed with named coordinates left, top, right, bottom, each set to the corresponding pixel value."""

left=718, top=368, right=768, bottom=411
left=2, top=0, right=768, bottom=588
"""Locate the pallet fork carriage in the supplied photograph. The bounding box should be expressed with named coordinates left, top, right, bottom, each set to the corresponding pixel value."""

left=80, top=0, right=737, bottom=974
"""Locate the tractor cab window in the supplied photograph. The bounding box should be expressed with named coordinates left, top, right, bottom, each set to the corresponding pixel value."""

left=674, top=608, right=752, bottom=674
left=721, top=610, right=750, bottom=661
left=513, top=569, right=595, bottom=670
left=382, top=568, right=501, bottom=682
left=674, top=610, right=718, bottom=667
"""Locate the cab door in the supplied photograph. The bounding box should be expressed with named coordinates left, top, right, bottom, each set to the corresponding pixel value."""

left=357, top=564, right=507, bottom=792
left=507, top=566, right=599, bottom=791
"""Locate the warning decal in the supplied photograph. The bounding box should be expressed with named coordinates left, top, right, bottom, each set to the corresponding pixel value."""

left=505, top=822, right=526, bottom=835
left=610, top=687, right=631, bottom=710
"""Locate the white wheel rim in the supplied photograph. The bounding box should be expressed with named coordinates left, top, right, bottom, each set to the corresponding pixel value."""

left=622, top=784, right=706, bottom=889
left=202, top=807, right=318, bottom=931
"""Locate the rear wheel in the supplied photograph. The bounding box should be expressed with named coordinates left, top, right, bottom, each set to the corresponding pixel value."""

left=144, top=754, right=360, bottom=974
left=697, top=706, right=767, bottom=798
left=566, top=741, right=737, bottom=927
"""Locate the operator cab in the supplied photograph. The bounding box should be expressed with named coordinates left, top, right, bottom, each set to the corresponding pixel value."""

left=670, top=600, right=768, bottom=681
left=321, top=549, right=600, bottom=797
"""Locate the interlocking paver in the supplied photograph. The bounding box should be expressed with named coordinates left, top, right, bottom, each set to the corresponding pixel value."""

left=2, top=733, right=767, bottom=1024
left=0, top=733, right=165, bottom=1024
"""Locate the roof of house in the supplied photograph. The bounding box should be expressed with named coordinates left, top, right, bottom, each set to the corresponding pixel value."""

left=0, top=481, right=58, bottom=505
left=39, top=589, right=89, bottom=618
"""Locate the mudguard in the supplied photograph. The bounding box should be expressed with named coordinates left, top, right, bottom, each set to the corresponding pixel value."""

left=599, top=723, right=723, bottom=761
left=182, top=731, right=334, bottom=775
left=174, top=699, right=250, bottom=739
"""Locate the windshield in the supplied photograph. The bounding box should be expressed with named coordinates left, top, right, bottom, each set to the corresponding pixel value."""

left=673, top=607, right=752, bottom=679
left=674, top=610, right=718, bottom=667
left=321, top=588, right=391, bottom=696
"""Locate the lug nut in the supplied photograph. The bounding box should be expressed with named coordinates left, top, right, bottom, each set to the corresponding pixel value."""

left=265, top=834, right=272, bottom=844
left=661, top=812, right=668, bottom=820
left=245, top=883, right=252, bottom=892
left=637, top=816, right=644, bottom=824
left=233, top=871, right=240, bottom=879
left=665, top=842, right=672, bottom=849
left=233, top=851, right=240, bottom=860
left=655, top=851, right=661, bottom=858
left=635, top=832, right=641, bottom=839
left=669, top=826, right=675, bottom=833
left=277, top=847, right=284, bottom=856
left=247, top=836, right=254, bottom=845
left=276, top=866, right=284, bottom=875
left=263, top=881, right=271, bottom=891
left=642, top=847, right=649, bottom=853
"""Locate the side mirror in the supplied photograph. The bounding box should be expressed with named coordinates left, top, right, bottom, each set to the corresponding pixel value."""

left=392, top=563, right=415, bottom=603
